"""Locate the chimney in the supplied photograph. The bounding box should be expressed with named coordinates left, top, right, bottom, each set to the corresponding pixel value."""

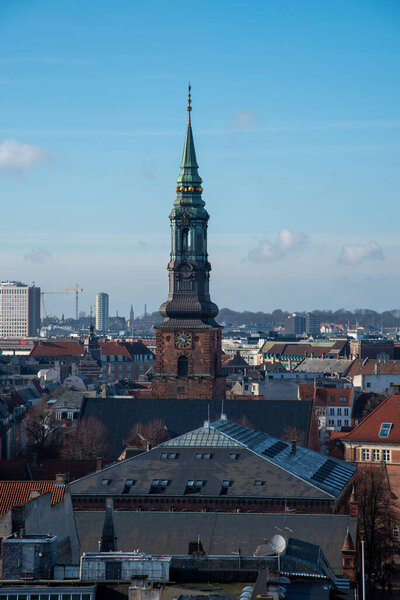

left=96, top=457, right=103, bottom=471
left=55, top=473, right=67, bottom=485
left=29, top=489, right=41, bottom=500
left=291, top=440, right=297, bottom=454
left=375, top=362, right=380, bottom=375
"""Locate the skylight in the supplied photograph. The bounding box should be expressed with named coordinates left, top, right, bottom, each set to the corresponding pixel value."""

left=379, top=423, right=392, bottom=438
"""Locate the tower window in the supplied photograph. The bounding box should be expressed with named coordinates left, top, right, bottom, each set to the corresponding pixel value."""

left=182, top=228, right=191, bottom=251
left=178, top=355, right=189, bottom=376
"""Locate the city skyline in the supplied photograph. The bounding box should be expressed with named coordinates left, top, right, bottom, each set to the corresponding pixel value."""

left=0, top=1, right=399, bottom=315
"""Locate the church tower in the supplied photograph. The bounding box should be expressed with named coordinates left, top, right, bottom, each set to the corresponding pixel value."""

left=151, top=87, right=225, bottom=400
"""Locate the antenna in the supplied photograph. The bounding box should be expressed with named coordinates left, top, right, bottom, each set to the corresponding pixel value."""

left=207, top=403, right=210, bottom=422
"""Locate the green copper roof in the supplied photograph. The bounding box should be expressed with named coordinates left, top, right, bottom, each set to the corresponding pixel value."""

left=176, top=121, right=202, bottom=185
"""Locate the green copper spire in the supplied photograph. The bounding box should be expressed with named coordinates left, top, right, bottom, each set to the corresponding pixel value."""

left=176, top=85, right=202, bottom=186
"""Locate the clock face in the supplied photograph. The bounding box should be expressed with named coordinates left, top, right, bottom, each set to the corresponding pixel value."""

left=175, top=330, right=192, bottom=349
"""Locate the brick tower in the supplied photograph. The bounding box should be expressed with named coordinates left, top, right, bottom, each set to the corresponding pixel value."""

left=151, top=87, right=225, bottom=400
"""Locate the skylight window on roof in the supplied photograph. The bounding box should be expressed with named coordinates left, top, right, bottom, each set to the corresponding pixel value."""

left=100, top=479, right=111, bottom=485
left=220, top=480, right=233, bottom=496
left=160, top=452, right=179, bottom=459
left=185, top=480, right=206, bottom=494
left=194, top=452, right=213, bottom=459
left=379, top=423, right=392, bottom=438
left=122, top=479, right=136, bottom=494
left=149, top=479, right=170, bottom=494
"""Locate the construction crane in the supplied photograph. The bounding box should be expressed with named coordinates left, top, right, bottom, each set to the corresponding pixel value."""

left=40, top=291, right=71, bottom=325
left=65, top=283, right=83, bottom=320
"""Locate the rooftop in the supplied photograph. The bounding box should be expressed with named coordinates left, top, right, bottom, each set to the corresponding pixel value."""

left=0, top=481, right=66, bottom=517
left=342, top=394, right=400, bottom=443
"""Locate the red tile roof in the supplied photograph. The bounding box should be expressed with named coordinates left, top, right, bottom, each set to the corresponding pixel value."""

left=342, top=394, right=400, bottom=443
left=346, top=359, right=400, bottom=378
left=30, top=341, right=84, bottom=357
left=0, top=481, right=66, bottom=517
left=298, top=384, right=314, bottom=402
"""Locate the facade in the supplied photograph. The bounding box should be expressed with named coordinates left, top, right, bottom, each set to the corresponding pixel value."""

left=285, top=313, right=306, bottom=335
left=95, top=292, right=109, bottom=332
left=306, top=312, right=321, bottom=335
left=151, top=90, right=225, bottom=400
left=0, top=281, right=40, bottom=338
left=346, top=358, right=400, bottom=394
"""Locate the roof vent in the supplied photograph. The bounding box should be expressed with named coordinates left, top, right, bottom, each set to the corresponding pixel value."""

left=204, top=420, right=210, bottom=430
left=291, top=440, right=297, bottom=454
left=220, top=413, right=228, bottom=421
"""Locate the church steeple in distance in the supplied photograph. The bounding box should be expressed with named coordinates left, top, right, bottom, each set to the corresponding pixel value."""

left=152, top=86, right=225, bottom=401
left=158, top=85, right=219, bottom=328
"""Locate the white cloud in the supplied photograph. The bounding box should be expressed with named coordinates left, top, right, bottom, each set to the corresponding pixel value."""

left=0, top=139, right=49, bottom=171
left=229, top=110, right=258, bottom=131
left=247, top=228, right=308, bottom=263
left=24, top=247, right=52, bottom=263
left=338, top=241, right=384, bottom=265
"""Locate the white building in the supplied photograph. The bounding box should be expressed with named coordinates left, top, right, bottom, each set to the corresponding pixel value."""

left=0, top=281, right=40, bottom=338
left=96, top=292, right=109, bottom=332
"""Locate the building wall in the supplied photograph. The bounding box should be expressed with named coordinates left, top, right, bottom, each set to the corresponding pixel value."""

left=352, top=373, right=400, bottom=395
left=344, top=442, right=400, bottom=465
left=0, top=282, right=40, bottom=338
left=96, top=292, right=109, bottom=332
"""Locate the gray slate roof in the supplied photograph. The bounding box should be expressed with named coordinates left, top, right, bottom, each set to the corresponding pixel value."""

left=80, top=397, right=314, bottom=458
left=294, top=359, right=354, bottom=375
left=74, top=511, right=357, bottom=575
left=70, top=419, right=356, bottom=501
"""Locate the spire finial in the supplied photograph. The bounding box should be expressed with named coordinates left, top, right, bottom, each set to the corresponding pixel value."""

left=187, top=82, right=192, bottom=124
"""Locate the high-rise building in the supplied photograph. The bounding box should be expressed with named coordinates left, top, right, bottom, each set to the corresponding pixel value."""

left=306, top=312, right=321, bottom=336
left=285, top=313, right=307, bottom=335
left=151, top=88, right=225, bottom=400
left=96, top=293, right=109, bottom=332
left=0, top=281, right=40, bottom=338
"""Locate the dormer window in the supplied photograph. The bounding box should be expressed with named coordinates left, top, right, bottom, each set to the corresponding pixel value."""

left=149, top=479, right=170, bottom=494
left=379, top=423, right=392, bottom=438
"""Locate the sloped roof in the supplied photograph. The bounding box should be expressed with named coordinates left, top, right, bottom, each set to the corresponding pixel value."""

left=0, top=481, right=66, bottom=517
left=346, top=359, right=400, bottom=378
left=212, top=419, right=356, bottom=499
left=314, top=388, right=353, bottom=407
left=71, top=419, right=355, bottom=501
left=342, top=394, right=400, bottom=443
left=224, top=353, right=249, bottom=368
left=294, top=359, right=353, bottom=375
left=74, top=511, right=357, bottom=575
left=30, top=341, right=84, bottom=357
left=81, top=397, right=314, bottom=459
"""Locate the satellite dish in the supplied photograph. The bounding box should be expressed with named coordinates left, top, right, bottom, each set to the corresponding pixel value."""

left=270, top=534, right=286, bottom=555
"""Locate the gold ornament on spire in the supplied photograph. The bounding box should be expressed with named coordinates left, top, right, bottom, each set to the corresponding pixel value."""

left=187, top=83, right=192, bottom=124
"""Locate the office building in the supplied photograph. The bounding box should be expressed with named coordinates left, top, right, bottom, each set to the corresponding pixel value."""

left=0, top=281, right=40, bottom=338
left=96, top=292, right=109, bottom=332
left=285, top=313, right=307, bottom=335
left=306, top=312, right=321, bottom=336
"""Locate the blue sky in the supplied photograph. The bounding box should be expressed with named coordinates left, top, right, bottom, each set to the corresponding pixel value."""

left=0, top=0, right=399, bottom=317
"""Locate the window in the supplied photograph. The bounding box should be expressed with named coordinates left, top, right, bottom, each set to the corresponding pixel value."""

left=337, top=408, right=342, bottom=416
left=379, top=423, right=392, bottom=438
left=100, top=479, right=111, bottom=485
left=344, top=408, right=349, bottom=416
left=220, top=480, right=233, bottom=495
left=372, top=449, right=380, bottom=461
left=149, top=479, right=170, bottom=493
left=393, top=524, right=400, bottom=541
left=337, top=419, right=342, bottom=427
left=366, top=382, right=371, bottom=388
left=340, top=396, right=347, bottom=402
left=160, top=452, right=178, bottom=459
left=182, top=227, right=191, bottom=250
left=178, top=355, right=188, bottom=376
left=344, top=419, right=349, bottom=426
left=177, top=387, right=186, bottom=394
left=383, top=449, right=391, bottom=462
left=229, top=453, right=239, bottom=460
left=122, top=479, right=136, bottom=494
left=328, top=419, right=334, bottom=426
left=330, top=395, right=335, bottom=402
left=254, top=480, right=265, bottom=486
left=362, top=449, right=370, bottom=461
left=329, top=408, right=335, bottom=416
left=194, top=452, right=213, bottom=459
left=185, top=480, right=206, bottom=494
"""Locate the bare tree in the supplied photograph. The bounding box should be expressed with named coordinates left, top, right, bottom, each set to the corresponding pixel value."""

left=281, top=425, right=306, bottom=447
left=127, top=418, right=170, bottom=450
left=356, top=465, right=398, bottom=575
left=61, top=416, right=109, bottom=459
left=24, top=399, right=63, bottom=459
